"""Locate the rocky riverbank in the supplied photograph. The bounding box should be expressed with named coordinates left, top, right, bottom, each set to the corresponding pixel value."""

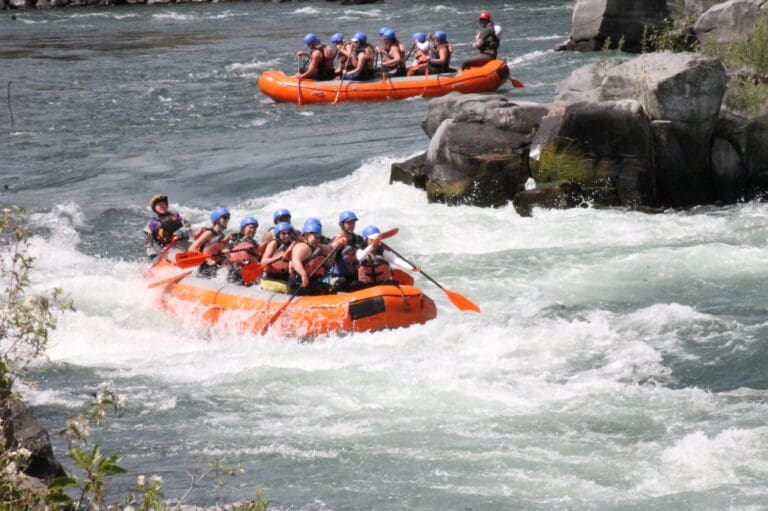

left=3, top=0, right=379, bottom=9
left=392, top=0, right=768, bottom=215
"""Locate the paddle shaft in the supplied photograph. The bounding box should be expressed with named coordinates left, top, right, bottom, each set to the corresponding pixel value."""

left=383, top=244, right=480, bottom=312
left=382, top=244, right=442, bottom=290
left=334, top=57, right=350, bottom=104
left=296, top=56, right=303, bottom=106
left=404, top=42, right=416, bottom=63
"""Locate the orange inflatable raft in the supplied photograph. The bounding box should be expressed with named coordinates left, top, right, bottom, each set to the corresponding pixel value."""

left=258, top=59, right=512, bottom=105
left=146, top=260, right=437, bottom=337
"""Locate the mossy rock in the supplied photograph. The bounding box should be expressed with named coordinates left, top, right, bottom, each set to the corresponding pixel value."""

left=426, top=152, right=528, bottom=207
left=535, top=137, right=599, bottom=183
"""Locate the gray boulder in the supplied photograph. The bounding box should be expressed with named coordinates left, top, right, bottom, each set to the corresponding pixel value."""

left=601, top=52, right=727, bottom=205
left=534, top=100, right=655, bottom=206
left=392, top=93, right=549, bottom=207
left=694, top=0, right=768, bottom=49
left=682, top=0, right=728, bottom=15
left=565, top=0, right=670, bottom=52
left=554, top=62, right=606, bottom=104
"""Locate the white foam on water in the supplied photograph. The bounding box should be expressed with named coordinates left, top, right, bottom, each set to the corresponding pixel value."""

left=635, top=427, right=768, bottom=495
left=291, top=6, right=321, bottom=15
left=17, top=158, right=768, bottom=507
left=152, top=12, right=194, bottom=22
left=509, top=49, right=552, bottom=65
left=226, top=60, right=281, bottom=74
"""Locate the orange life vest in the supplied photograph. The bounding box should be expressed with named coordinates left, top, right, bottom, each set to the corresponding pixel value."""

left=358, top=251, right=392, bottom=284
left=264, top=241, right=294, bottom=277
left=228, top=239, right=259, bottom=266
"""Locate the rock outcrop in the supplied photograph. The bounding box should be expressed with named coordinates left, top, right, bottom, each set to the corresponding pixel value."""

left=557, top=0, right=670, bottom=52
left=391, top=52, right=759, bottom=214
left=395, top=94, right=548, bottom=207
left=1, top=393, right=66, bottom=483
left=693, top=0, right=768, bottom=48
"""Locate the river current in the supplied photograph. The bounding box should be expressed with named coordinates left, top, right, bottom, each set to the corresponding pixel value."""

left=3, top=1, right=768, bottom=509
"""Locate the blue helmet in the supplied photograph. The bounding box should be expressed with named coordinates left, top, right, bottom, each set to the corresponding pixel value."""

left=240, top=216, right=259, bottom=230
left=210, top=207, right=230, bottom=224
left=382, top=29, right=396, bottom=41
left=379, top=26, right=392, bottom=36
left=274, top=221, right=292, bottom=237
left=361, top=225, right=381, bottom=240
left=352, top=32, right=367, bottom=44
left=303, top=33, right=321, bottom=46
left=433, top=31, right=447, bottom=42
left=330, top=32, right=344, bottom=44
left=338, top=210, right=358, bottom=224
left=302, top=217, right=322, bottom=235
left=413, top=32, right=427, bottom=43
left=273, top=208, right=291, bottom=223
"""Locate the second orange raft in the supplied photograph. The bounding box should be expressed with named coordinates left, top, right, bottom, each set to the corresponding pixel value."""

left=258, top=59, right=512, bottom=105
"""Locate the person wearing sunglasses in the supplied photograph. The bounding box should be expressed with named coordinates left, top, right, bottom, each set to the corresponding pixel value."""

left=188, top=207, right=232, bottom=277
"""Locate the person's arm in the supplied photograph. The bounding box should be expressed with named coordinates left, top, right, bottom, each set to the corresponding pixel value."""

left=260, top=240, right=279, bottom=264
left=382, top=45, right=403, bottom=67
left=344, top=52, right=364, bottom=77
left=174, top=214, right=191, bottom=240
left=188, top=230, right=212, bottom=253
left=296, top=50, right=321, bottom=79
left=290, top=243, right=311, bottom=287
left=145, top=220, right=160, bottom=258
left=472, top=30, right=486, bottom=49
left=430, top=46, right=448, bottom=67
left=381, top=248, right=417, bottom=271
left=355, top=243, right=375, bottom=262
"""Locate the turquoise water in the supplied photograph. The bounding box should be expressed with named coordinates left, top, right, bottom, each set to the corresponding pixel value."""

left=3, top=1, right=768, bottom=509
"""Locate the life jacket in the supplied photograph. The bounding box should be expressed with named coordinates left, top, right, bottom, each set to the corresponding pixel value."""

left=358, top=248, right=392, bottom=284
left=193, top=226, right=227, bottom=256
left=383, top=40, right=406, bottom=73
left=478, top=25, right=500, bottom=57
left=152, top=213, right=183, bottom=246
left=430, top=43, right=451, bottom=73
left=227, top=237, right=259, bottom=266
left=300, top=245, right=327, bottom=279
left=316, top=45, right=336, bottom=80
left=357, top=45, right=375, bottom=79
left=264, top=240, right=294, bottom=277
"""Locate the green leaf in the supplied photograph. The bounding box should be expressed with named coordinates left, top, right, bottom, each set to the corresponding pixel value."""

left=45, top=491, right=74, bottom=504
left=47, top=476, right=78, bottom=491
left=101, top=464, right=128, bottom=476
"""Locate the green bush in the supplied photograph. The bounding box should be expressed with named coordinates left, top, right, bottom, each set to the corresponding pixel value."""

left=723, top=77, right=768, bottom=117
left=700, top=14, right=768, bottom=115
left=726, top=14, right=768, bottom=76
left=644, top=16, right=699, bottom=53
